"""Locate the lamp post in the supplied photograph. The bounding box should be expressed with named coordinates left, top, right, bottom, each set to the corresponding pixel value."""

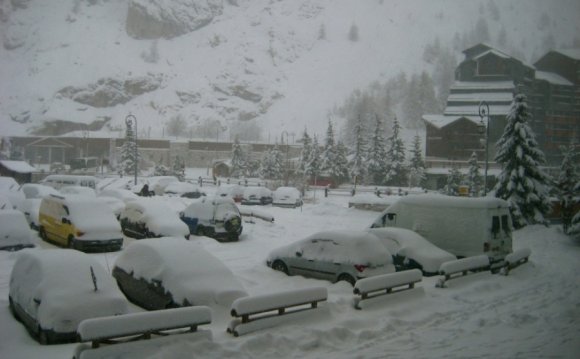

left=478, top=101, right=490, bottom=196
left=282, top=131, right=290, bottom=186
left=125, top=114, right=138, bottom=186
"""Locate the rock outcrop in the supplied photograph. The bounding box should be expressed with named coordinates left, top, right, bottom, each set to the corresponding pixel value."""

left=126, top=0, right=223, bottom=40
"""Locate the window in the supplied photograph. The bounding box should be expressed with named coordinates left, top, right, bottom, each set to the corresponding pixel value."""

left=501, top=215, right=511, bottom=234
left=492, top=216, right=500, bottom=238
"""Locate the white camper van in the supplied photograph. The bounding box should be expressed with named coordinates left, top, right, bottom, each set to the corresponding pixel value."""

left=370, top=195, right=513, bottom=269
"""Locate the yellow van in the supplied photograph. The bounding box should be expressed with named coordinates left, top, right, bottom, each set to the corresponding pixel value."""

left=38, top=194, right=123, bottom=252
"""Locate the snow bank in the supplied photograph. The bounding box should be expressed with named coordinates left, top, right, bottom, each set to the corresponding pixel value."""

left=354, top=269, right=422, bottom=296
left=75, top=330, right=212, bottom=359
left=78, top=306, right=211, bottom=341
left=439, top=255, right=490, bottom=275
left=505, top=248, right=531, bottom=265
left=230, top=287, right=327, bottom=317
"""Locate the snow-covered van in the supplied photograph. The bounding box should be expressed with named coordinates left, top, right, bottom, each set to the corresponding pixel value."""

left=370, top=194, right=513, bottom=269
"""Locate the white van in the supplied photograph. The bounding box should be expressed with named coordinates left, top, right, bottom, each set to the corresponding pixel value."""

left=40, top=175, right=98, bottom=190
left=370, top=194, right=513, bottom=269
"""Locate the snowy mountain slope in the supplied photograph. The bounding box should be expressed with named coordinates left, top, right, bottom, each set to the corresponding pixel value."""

left=0, top=0, right=578, bottom=139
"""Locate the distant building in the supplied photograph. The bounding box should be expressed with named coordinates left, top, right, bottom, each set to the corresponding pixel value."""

left=423, top=44, right=580, bottom=188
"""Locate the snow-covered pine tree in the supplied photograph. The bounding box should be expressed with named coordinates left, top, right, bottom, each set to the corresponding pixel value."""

left=494, top=94, right=552, bottom=229
left=230, top=137, right=246, bottom=178
left=120, top=123, right=139, bottom=176
left=408, top=134, right=426, bottom=188
left=367, top=115, right=388, bottom=185
left=306, top=135, right=322, bottom=182
left=332, top=140, right=351, bottom=185
left=385, top=116, right=407, bottom=186
left=321, top=119, right=337, bottom=173
left=259, top=148, right=273, bottom=179
left=270, top=143, right=284, bottom=181
left=297, top=128, right=312, bottom=179
left=467, top=151, right=482, bottom=197
left=557, top=144, right=578, bottom=234
left=445, top=165, right=463, bottom=196
left=349, top=117, right=367, bottom=185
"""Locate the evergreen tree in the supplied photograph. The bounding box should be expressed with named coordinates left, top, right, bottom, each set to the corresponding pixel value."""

left=321, top=119, right=337, bottom=173
left=569, top=179, right=580, bottom=237
left=306, top=135, right=322, bottom=181
left=297, top=128, right=313, bottom=178
left=467, top=151, right=483, bottom=197
left=332, top=140, right=351, bottom=185
left=557, top=144, right=578, bottom=234
left=349, top=117, right=367, bottom=185
left=230, top=137, right=246, bottom=178
left=367, top=115, right=388, bottom=185
left=268, top=143, right=284, bottom=180
left=494, top=94, right=552, bottom=229
left=408, top=134, right=426, bottom=188
left=445, top=165, right=463, bottom=196
left=120, top=122, right=139, bottom=176
left=385, top=116, right=407, bottom=186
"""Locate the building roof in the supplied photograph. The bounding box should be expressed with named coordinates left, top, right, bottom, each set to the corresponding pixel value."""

left=0, top=160, right=36, bottom=173
left=444, top=105, right=511, bottom=117
left=472, top=49, right=511, bottom=61
left=463, top=43, right=535, bottom=69
left=450, top=81, right=515, bottom=91
left=447, top=92, right=513, bottom=103
left=556, top=49, right=580, bottom=61
left=535, top=71, right=574, bottom=86
left=422, top=115, right=481, bottom=129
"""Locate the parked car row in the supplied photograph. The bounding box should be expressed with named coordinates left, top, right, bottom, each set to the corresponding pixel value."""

left=8, top=238, right=247, bottom=344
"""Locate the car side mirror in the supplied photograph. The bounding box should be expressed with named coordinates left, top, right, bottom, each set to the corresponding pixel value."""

left=33, top=298, right=41, bottom=305
left=179, top=212, right=184, bottom=218
left=61, top=217, right=68, bottom=224
left=295, top=251, right=302, bottom=257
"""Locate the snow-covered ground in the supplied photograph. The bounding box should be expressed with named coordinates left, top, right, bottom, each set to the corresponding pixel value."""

left=0, top=188, right=579, bottom=358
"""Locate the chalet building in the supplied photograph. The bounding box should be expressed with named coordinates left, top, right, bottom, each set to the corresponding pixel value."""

left=423, top=44, right=580, bottom=182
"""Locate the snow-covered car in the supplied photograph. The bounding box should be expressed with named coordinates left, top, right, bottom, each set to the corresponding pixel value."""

left=0, top=176, right=24, bottom=208
left=267, top=230, right=396, bottom=286
left=216, top=184, right=244, bottom=202
left=0, top=209, right=35, bottom=251
left=0, top=193, right=15, bottom=210
left=39, top=195, right=124, bottom=252
left=96, top=196, right=126, bottom=219
left=113, top=237, right=247, bottom=310
left=59, top=185, right=96, bottom=197
left=163, top=182, right=206, bottom=198
left=98, top=188, right=139, bottom=201
left=17, top=184, right=60, bottom=230
left=272, top=187, right=303, bottom=208
left=9, top=249, right=129, bottom=344
left=241, top=186, right=273, bottom=205
left=367, top=227, right=457, bottom=276
left=147, top=176, right=180, bottom=196
left=180, top=197, right=243, bottom=242
left=119, top=199, right=190, bottom=239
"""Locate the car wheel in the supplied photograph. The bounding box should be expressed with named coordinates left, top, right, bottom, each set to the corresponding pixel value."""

left=67, top=235, right=75, bottom=249
left=39, top=226, right=47, bottom=241
left=337, top=274, right=356, bottom=286
left=38, top=328, right=49, bottom=345
left=272, top=260, right=289, bottom=275
left=8, top=297, right=19, bottom=321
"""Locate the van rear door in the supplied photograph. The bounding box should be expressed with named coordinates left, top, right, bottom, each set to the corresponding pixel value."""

left=487, top=210, right=512, bottom=267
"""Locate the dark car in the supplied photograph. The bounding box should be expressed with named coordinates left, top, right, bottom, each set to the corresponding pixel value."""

left=180, top=197, right=242, bottom=242
left=241, top=187, right=273, bottom=205
left=119, top=199, right=190, bottom=239
left=113, top=238, right=247, bottom=310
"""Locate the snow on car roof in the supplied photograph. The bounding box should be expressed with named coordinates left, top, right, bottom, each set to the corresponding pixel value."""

left=10, top=249, right=128, bottom=328
left=164, top=182, right=201, bottom=193
left=115, top=237, right=247, bottom=306
left=272, top=230, right=392, bottom=266
left=243, top=187, right=272, bottom=196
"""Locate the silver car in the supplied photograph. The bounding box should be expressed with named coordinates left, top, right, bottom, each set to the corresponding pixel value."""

left=267, top=230, right=395, bottom=285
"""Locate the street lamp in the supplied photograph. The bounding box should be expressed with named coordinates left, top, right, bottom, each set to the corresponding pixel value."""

left=282, top=131, right=290, bottom=186
left=478, top=101, right=490, bottom=196
left=125, top=114, right=138, bottom=186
